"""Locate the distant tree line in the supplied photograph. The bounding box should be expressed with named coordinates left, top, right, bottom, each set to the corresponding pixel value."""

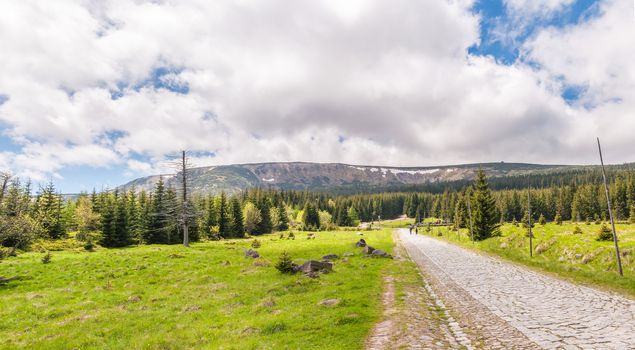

left=2, top=167, right=635, bottom=249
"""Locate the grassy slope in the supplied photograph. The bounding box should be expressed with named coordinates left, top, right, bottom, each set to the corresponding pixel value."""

left=0, top=229, right=395, bottom=350
left=419, top=221, right=635, bottom=297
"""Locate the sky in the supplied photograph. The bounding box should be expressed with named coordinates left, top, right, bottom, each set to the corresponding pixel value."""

left=0, top=0, right=634, bottom=193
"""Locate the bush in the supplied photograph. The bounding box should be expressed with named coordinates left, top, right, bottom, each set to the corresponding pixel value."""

left=538, top=214, right=546, bottom=225
left=572, top=226, right=583, bottom=234
left=288, top=232, right=295, bottom=240
left=275, top=251, right=295, bottom=274
left=596, top=224, right=614, bottom=241
left=511, top=218, right=518, bottom=226
left=84, top=240, right=95, bottom=252
left=251, top=239, right=261, bottom=249
left=41, top=252, right=52, bottom=264
left=554, top=213, right=562, bottom=225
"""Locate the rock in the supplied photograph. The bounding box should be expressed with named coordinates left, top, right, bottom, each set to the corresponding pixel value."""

left=322, top=254, right=339, bottom=261
left=297, top=260, right=332, bottom=274
left=370, top=249, right=391, bottom=258
left=343, top=252, right=354, bottom=257
left=362, top=245, right=375, bottom=254
left=356, top=239, right=367, bottom=247
left=305, top=271, right=320, bottom=279
left=128, top=295, right=142, bottom=303
left=244, top=249, right=260, bottom=259
left=318, top=298, right=340, bottom=306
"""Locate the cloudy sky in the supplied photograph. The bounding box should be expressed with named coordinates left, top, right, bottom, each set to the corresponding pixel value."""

left=0, top=0, right=634, bottom=192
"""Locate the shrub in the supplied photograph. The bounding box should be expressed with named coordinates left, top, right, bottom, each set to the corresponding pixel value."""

left=84, top=240, right=95, bottom=252
left=279, top=233, right=285, bottom=239
left=538, top=214, right=546, bottom=225
left=288, top=232, right=295, bottom=240
left=41, top=252, right=52, bottom=264
left=251, top=239, right=261, bottom=249
left=554, top=213, right=562, bottom=225
left=275, top=251, right=295, bottom=274
left=572, top=226, right=583, bottom=234
left=511, top=218, right=518, bottom=226
left=596, top=224, right=614, bottom=241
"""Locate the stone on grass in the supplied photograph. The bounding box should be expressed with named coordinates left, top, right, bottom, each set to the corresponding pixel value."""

left=296, top=260, right=332, bottom=274
left=322, top=254, right=339, bottom=261
left=343, top=252, right=354, bottom=257
left=370, top=249, right=392, bottom=258
left=244, top=249, right=260, bottom=259
left=356, top=239, right=367, bottom=247
left=318, top=298, right=340, bottom=306
left=128, top=295, right=141, bottom=303
left=362, top=245, right=375, bottom=254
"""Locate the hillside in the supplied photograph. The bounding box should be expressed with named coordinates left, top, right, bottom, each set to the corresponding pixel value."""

left=117, top=161, right=580, bottom=195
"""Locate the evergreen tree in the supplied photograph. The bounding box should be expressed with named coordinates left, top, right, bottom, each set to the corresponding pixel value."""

left=302, top=202, right=320, bottom=230
left=256, top=197, right=273, bottom=234
left=217, top=192, right=230, bottom=237
left=230, top=197, right=245, bottom=238
left=277, top=201, right=289, bottom=231
left=100, top=194, right=118, bottom=247
left=114, top=192, right=132, bottom=247
left=471, top=170, right=500, bottom=241
left=147, top=178, right=171, bottom=244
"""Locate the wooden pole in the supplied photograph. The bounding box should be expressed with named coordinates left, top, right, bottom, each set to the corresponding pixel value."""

left=467, top=194, right=474, bottom=242
left=182, top=150, right=189, bottom=247
left=528, top=187, right=533, bottom=258
left=597, top=138, right=623, bottom=276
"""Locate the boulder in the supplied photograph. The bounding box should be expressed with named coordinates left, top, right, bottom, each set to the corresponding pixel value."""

left=370, top=249, right=391, bottom=258
left=322, top=254, right=339, bottom=261
left=318, top=298, right=340, bottom=306
left=362, top=245, right=375, bottom=254
left=244, top=249, right=260, bottom=259
left=356, top=239, right=367, bottom=247
left=343, top=252, right=354, bottom=257
left=297, top=260, right=332, bottom=274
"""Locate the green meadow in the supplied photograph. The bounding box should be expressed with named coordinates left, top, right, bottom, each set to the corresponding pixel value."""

left=424, top=221, right=635, bottom=296
left=0, top=229, right=397, bottom=350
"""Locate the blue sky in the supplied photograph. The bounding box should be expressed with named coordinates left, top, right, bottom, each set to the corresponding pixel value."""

left=1, top=0, right=632, bottom=194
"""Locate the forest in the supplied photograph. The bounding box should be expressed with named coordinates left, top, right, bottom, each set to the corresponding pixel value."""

left=2, top=167, right=635, bottom=252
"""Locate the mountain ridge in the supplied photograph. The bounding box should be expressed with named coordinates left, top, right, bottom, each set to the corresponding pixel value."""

left=116, top=161, right=591, bottom=195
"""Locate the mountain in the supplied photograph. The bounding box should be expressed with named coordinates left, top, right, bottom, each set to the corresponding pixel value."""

left=117, top=161, right=580, bottom=195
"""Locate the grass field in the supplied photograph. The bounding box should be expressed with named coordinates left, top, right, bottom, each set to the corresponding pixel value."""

left=420, top=221, right=635, bottom=296
left=0, top=229, right=397, bottom=350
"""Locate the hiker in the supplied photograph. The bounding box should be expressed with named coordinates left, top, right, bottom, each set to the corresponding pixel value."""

left=415, top=226, right=418, bottom=235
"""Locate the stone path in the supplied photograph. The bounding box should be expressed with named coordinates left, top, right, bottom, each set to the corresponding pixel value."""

left=399, top=229, right=635, bottom=349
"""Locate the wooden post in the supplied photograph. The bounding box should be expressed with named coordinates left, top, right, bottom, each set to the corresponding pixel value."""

left=467, top=194, right=474, bottom=242
left=597, top=138, right=623, bottom=276
left=528, top=187, right=533, bottom=258
left=182, top=150, right=189, bottom=247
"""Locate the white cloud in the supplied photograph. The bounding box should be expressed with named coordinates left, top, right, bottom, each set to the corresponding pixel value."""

left=0, top=0, right=633, bottom=185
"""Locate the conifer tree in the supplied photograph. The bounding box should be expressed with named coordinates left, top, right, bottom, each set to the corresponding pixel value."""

left=276, top=201, right=289, bottom=231
left=471, top=170, right=500, bottom=240
left=256, top=197, right=273, bottom=234
left=217, top=192, right=230, bottom=237
left=230, top=197, right=245, bottom=238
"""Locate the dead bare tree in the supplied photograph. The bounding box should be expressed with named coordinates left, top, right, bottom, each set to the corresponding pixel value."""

left=0, top=171, right=12, bottom=208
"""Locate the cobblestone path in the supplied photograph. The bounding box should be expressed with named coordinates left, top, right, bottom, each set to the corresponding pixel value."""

left=399, top=229, right=635, bottom=349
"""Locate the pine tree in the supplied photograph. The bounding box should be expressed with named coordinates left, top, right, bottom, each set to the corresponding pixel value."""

left=630, top=203, right=635, bottom=224
left=256, top=197, right=273, bottom=234
left=217, top=192, right=230, bottom=238
left=100, top=194, right=118, bottom=247
left=114, top=192, right=131, bottom=247
left=471, top=170, right=500, bottom=241
left=147, top=178, right=171, bottom=244
left=277, top=201, right=289, bottom=231
left=230, top=197, right=244, bottom=238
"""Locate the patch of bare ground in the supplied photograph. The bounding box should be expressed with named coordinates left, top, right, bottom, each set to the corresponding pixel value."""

left=366, top=231, right=472, bottom=349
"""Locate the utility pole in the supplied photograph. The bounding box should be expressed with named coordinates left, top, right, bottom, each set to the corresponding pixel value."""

left=528, top=187, right=533, bottom=258
left=597, top=138, right=623, bottom=276
left=466, top=193, right=474, bottom=242
left=181, top=150, right=189, bottom=247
